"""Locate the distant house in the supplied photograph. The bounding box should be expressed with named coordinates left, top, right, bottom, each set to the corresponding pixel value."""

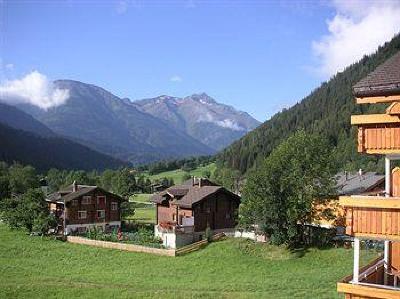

left=336, top=171, right=385, bottom=196
left=46, top=181, right=125, bottom=235
left=313, top=171, right=385, bottom=228
left=150, top=177, right=241, bottom=248
left=150, top=183, right=168, bottom=193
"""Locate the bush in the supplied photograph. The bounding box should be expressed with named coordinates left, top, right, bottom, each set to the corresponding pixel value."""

left=0, top=188, right=56, bottom=234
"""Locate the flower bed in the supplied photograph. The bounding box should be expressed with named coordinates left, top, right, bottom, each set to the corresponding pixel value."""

left=76, top=226, right=164, bottom=248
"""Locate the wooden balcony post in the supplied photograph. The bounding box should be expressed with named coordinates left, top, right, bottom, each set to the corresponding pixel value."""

left=386, top=157, right=391, bottom=197
left=353, top=238, right=360, bottom=284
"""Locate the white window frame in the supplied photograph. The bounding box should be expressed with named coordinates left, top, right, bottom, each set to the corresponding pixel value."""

left=97, top=210, right=105, bottom=219
left=72, top=199, right=78, bottom=206
left=78, top=210, right=87, bottom=219
left=111, top=202, right=118, bottom=211
left=82, top=196, right=91, bottom=205
left=97, top=196, right=106, bottom=205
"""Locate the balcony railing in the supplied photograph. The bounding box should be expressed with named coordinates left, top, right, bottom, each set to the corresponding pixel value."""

left=338, top=257, right=400, bottom=299
left=339, top=196, right=400, bottom=240
left=351, top=115, right=400, bottom=154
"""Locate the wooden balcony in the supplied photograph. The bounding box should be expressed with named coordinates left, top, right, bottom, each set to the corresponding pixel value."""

left=352, top=119, right=400, bottom=154
left=338, top=257, right=400, bottom=299
left=339, top=196, right=400, bottom=240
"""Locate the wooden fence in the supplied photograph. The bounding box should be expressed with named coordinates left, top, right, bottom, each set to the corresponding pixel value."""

left=175, top=232, right=226, bottom=256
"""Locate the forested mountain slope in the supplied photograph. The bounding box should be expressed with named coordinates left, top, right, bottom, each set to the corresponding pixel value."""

left=217, top=35, right=400, bottom=174
left=0, top=123, right=128, bottom=172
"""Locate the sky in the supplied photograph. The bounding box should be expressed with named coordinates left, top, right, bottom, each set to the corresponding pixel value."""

left=1, top=0, right=400, bottom=121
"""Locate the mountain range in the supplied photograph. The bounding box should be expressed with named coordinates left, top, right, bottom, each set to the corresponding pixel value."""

left=135, top=93, right=260, bottom=150
left=0, top=103, right=127, bottom=171
left=0, top=80, right=259, bottom=169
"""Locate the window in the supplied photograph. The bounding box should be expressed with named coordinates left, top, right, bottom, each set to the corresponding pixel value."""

left=111, top=202, right=118, bottom=211
left=97, top=210, right=105, bottom=219
left=82, top=196, right=91, bottom=205
left=78, top=211, right=87, bottom=219
left=72, top=200, right=78, bottom=206
left=97, top=196, right=106, bottom=205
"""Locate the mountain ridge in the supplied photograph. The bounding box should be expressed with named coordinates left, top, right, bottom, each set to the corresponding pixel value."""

left=16, top=80, right=216, bottom=165
left=134, top=92, right=260, bottom=150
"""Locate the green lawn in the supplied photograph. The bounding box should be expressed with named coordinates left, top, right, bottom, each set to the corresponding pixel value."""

left=0, top=225, right=378, bottom=299
left=130, top=193, right=151, bottom=203
left=129, top=207, right=156, bottom=224
left=128, top=193, right=156, bottom=224
left=147, top=163, right=217, bottom=183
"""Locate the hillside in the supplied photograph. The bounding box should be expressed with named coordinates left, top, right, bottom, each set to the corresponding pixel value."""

left=135, top=93, right=260, bottom=150
left=0, top=122, right=127, bottom=172
left=217, top=35, right=400, bottom=174
left=146, top=162, right=217, bottom=183
left=17, top=80, right=214, bottom=165
left=0, top=102, right=55, bottom=138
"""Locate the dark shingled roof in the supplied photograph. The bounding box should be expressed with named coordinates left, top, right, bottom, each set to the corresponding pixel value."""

left=150, top=179, right=240, bottom=208
left=353, top=51, right=400, bottom=97
left=46, top=183, right=124, bottom=203
left=335, top=172, right=384, bottom=196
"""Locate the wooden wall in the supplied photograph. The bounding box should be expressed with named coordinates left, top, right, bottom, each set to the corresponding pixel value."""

left=345, top=207, right=400, bottom=238
left=66, top=190, right=121, bottom=225
left=391, top=242, right=400, bottom=271
left=358, top=124, right=400, bottom=153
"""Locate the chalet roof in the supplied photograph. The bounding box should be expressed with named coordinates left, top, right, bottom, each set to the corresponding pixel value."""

left=150, top=178, right=240, bottom=208
left=46, top=183, right=124, bottom=203
left=353, top=51, right=400, bottom=97
left=335, top=172, right=384, bottom=196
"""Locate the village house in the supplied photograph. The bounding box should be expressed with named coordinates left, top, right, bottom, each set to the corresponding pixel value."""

left=313, top=171, right=385, bottom=229
left=46, top=181, right=125, bottom=235
left=336, top=51, right=400, bottom=298
left=150, top=177, right=241, bottom=248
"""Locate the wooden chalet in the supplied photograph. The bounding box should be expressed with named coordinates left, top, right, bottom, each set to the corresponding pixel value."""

left=150, top=177, right=240, bottom=248
left=46, top=181, right=125, bottom=235
left=337, top=52, right=400, bottom=299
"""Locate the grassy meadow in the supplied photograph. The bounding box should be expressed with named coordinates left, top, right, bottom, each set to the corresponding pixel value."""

left=146, top=163, right=217, bottom=183
left=129, top=193, right=156, bottom=224
left=0, top=224, right=378, bottom=299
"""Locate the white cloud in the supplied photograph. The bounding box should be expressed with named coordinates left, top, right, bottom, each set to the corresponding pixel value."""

left=5, top=63, right=14, bottom=70
left=216, top=119, right=244, bottom=131
left=115, top=0, right=128, bottom=15
left=312, top=0, right=400, bottom=78
left=0, top=71, right=69, bottom=110
left=170, top=75, right=183, bottom=82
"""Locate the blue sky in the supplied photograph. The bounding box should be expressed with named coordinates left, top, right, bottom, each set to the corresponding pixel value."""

left=1, top=1, right=400, bottom=121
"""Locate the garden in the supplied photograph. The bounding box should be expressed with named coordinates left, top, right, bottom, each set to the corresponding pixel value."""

left=72, top=224, right=164, bottom=248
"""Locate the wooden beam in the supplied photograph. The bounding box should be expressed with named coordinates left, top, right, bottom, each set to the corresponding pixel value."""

left=351, top=114, right=400, bottom=125
left=366, top=149, right=400, bottom=155
left=356, top=95, right=400, bottom=104
left=339, top=196, right=400, bottom=209
left=337, top=282, right=400, bottom=299
left=386, top=102, right=400, bottom=115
